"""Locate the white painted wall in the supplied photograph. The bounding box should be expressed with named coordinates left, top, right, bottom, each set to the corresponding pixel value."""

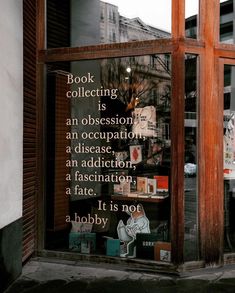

left=0, top=0, right=23, bottom=229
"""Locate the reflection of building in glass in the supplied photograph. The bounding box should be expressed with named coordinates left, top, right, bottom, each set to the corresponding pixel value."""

left=100, top=1, right=170, bottom=44
left=185, top=0, right=235, bottom=114
left=185, top=0, right=234, bottom=43
left=100, top=55, right=171, bottom=142
left=100, top=2, right=171, bottom=141
left=101, top=56, right=171, bottom=107
left=220, top=0, right=234, bottom=43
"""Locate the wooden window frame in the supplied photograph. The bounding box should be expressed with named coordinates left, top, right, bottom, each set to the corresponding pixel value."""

left=34, top=0, right=235, bottom=266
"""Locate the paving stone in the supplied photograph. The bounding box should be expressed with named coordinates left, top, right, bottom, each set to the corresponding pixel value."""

left=60, top=280, right=89, bottom=293
left=206, top=282, right=235, bottom=293
left=139, top=280, right=176, bottom=293
left=4, top=259, right=235, bottom=293
left=86, top=280, right=145, bottom=293
left=218, top=271, right=235, bottom=280
left=21, top=280, right=68, bottom=293
left=217, top=278, right=235, bottom=285
left=176, top=279, right=209, bottom=292
left=5, top=279, right=40, bottom=293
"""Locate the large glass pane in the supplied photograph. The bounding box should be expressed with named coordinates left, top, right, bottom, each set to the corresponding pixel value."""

left=220, top=0, right=234, bottom=44
left=47, top=0, right=171, bottom=48
left=45, top=54, right=172, bottom=263
left=185, top=0, right=199, bottom=39
left=184, top=54, right=198, bottom=261
left=224, top=65, right=235, bottom=252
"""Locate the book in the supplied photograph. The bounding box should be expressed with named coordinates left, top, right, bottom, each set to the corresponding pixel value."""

left=113, top=184, right=123, bottom=194
left=150, top=192, right=169, bottom=199
left=147, top=178, right=157, bottom=194
left=127, top=192, right=139, bottom=198
left=137, top=194, right=150, bottom=199
left=121, top=180, right=131, bottom=195
left=130, top=145, right=142, bottom=164
left=154, top=175, right=169, bottom=192
left=137, top=177, right=148, bottom=193
left=114, top=181, right=131, bottom=195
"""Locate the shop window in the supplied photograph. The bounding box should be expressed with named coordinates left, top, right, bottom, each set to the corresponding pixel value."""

left=46, top=0, right=171, bottom=48
left=45, top=54, right=172, bottom=262
left=223, top=65, right=235, bottom=253
left=184, top=54, right=199, bottom=261
left=32, top=0, right=235, bottom=269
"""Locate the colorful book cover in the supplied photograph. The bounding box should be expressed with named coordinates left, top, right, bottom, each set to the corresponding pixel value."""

left=130, top=145, right=142, bottom=164
left=154, top=176, right=169, bottom=192
left=147, top=178, right=157, bottom=194
left=137, top=177, right=148, bottom=193
left=121, top=180, right=131, bottom=195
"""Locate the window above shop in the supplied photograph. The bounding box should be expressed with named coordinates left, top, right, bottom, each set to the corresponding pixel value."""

left=47, top=0, right=171, bottom=49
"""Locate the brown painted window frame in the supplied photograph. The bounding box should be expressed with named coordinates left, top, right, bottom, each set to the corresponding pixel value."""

left=35, top=0, right=235, bottom=267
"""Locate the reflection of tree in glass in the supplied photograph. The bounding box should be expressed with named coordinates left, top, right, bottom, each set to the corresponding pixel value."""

left=185, top=55, right=197, bottom=112
left=101, top=56, right=171, bottom=112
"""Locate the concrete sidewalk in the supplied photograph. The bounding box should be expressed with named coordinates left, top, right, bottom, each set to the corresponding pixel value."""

left=4, top=257, right=235, bottom=293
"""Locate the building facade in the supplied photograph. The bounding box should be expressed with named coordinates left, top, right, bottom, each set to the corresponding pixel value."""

left=100, top=1, right=170, bottom=43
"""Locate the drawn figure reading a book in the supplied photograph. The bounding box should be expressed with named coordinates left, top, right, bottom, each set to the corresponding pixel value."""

left=117, top=204, right=150, bottom=258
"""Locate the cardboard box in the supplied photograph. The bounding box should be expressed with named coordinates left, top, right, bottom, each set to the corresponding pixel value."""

left=106, top=238, right=120, bottom=257
left=154, top=241, right=171, bottom=262
left=136, top=233, right=163, bottom=259
left=69, top=232, right=96, bottom=254
left=81, top=233, right=96, bottom=254
left=69, top=232, right=82, bottom=252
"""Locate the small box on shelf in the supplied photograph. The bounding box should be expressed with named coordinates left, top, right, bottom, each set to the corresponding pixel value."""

left=137, top=177, right=148, bottom=193
left=69, top=232, right=96, bottom=254
left=136, top=232, right=164, bottom=260
left=154, top=241, right=171, bottom=262
left=106, top=238, right=120, bottom=257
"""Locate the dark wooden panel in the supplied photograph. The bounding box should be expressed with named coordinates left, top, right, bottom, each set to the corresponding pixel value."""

left=23, top=0, right=37, bottom=262
left=47, top=0, right=70, bottom=48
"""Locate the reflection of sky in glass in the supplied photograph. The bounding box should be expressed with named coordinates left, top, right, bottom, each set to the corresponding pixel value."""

left=103, top=0, right=172, bottom=32
left=185, top=0, right=199, bottom=18
left=103, top=0, right=200, bottom=32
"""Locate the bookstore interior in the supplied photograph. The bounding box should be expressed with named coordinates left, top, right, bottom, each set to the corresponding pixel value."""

left=45, top=53, right=198, bottom=263
left=28, top=0, right=235, bottom=267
